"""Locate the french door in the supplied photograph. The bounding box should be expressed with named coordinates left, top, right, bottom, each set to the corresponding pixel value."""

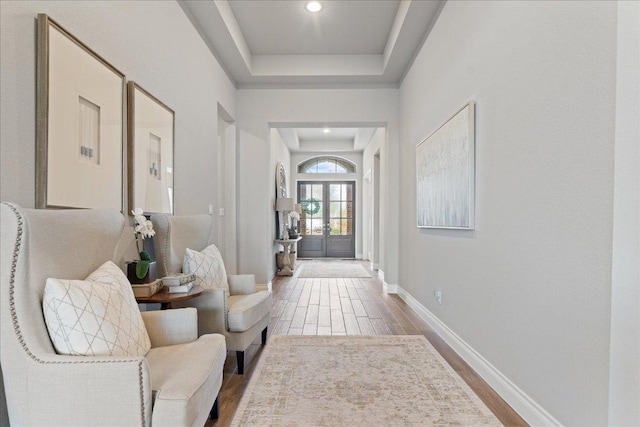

left=297, top=181, right=355, bottom=258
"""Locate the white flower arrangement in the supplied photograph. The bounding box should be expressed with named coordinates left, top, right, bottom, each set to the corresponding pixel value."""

left=288, top=211, right=300, bottom=222
left=131, top=208, right=155, bottom=279
left=132, top=208, right=155, bottom=239
left=288, top=210, right=300, bottom=236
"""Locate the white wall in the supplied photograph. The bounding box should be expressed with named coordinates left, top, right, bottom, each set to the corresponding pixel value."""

left=270, top=129, right=291, bottom=275
left=236, top=88, right=399, bottom=284
left=0, top=1, right=237, bottom=424
left=363, top=128, right=385, bottom=270
left=0, top=0, right=235, bottom=221
left=399, top=1, right=618, bottom=425
left=290, top=151, right=363, bottom=258
left=609, top=1, right=640, bottom=425
left=217, top=109, right=238, bottom=274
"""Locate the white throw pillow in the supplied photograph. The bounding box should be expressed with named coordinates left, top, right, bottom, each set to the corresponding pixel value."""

left=43, top=261, right=151, bottom=357
left=183, top=244, right=228, bottom=292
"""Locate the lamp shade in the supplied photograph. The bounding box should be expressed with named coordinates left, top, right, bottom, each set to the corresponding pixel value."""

left=275, top=197, right=294, bottom=212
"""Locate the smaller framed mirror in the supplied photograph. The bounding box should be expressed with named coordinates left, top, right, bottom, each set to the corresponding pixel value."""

left=127, top=82, right=174, bottom=215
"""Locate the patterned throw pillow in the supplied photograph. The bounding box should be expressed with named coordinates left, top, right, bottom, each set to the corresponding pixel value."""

left=183, top=244, right=228, bottom=292
left=43, top=261, right=151, bottom=357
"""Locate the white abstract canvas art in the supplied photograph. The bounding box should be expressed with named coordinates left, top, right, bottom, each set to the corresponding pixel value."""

left=416, top=102, right=475, bottom=229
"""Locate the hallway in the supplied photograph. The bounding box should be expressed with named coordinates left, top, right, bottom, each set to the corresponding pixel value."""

left=211, top=260, right=527, bottom=426
left=270, top=260, right=421, bottom=336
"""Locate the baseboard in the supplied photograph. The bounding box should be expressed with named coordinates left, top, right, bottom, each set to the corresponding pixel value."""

left=371, top=262, right=379, bottom=271
left=385, top=283, right=398, bottom=294
left=356, top=253, right=363, bottom=259
left=377, top=269, right=398, bottom=294
left=396, top=285, right=562, bottom=427
left=267, top=281, right=273, bottom=293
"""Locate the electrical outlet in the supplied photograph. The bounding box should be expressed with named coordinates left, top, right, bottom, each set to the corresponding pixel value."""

left=435, top=290, right=442, bottom=305
left=219, top=208, right=225, bottom=216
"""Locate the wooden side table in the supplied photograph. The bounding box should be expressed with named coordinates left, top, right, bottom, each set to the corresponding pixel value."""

left=135, top=285, right=205, bottom=310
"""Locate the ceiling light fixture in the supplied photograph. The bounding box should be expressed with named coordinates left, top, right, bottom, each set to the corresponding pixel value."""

left=323, top=128, right=330, bottom=133
left=306, top=1, right=322, bottom=13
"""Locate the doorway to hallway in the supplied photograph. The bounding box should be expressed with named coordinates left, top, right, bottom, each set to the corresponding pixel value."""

left=297, top=181, right=355, bottom=258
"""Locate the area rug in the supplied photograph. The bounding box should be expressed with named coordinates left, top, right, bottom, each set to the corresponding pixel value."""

left=298, top=263, right=371, bottom=278
left=231, top=335, right=502, bottom=426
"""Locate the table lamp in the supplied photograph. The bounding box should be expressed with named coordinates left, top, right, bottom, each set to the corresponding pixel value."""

left=275, top=197, right=295, bottom=239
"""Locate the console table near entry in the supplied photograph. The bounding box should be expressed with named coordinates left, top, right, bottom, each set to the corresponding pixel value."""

left=135, top=285, right=205, bottom=310
left=275, top=237, right=302, bottom=276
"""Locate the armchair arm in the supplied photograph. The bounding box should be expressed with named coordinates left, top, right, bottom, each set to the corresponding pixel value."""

left=171, top=290, right=227, bottom=336
left=228, top=274, right=257, bottom=295
left=27, top=354, right=151, bottom=426
left=141, top=308, right=198, bottom=347
left=255, top=283, right=270, bottom=293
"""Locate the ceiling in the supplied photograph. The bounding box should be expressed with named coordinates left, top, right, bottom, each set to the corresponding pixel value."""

left=179, top=0, right=444, bottom=153
left=276, top=126, right=378, bottom=153
left=229, top=1, right=401, bottom=56
left=179, top=0, right=445, bottom=87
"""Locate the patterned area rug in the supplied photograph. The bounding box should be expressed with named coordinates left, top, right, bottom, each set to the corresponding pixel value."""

left=298, top=263, right=371, bottom=278
left=231, top=336, right=502, bottom=426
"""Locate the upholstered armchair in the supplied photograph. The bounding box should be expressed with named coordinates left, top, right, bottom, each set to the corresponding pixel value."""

left=0, top=203, right=226, bottom=426
left=151, top=214, right=271, bottom=374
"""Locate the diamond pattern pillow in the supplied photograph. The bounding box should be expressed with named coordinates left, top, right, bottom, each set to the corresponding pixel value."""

left=183, top=244, right=228, bottom=292
left=43, top=261, right=151, bottom=357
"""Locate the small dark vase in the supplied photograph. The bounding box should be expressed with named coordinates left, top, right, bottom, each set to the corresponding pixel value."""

left=126, top=261, right=157, bottom=284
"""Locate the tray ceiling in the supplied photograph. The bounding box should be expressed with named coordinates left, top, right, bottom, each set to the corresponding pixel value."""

left=179, top=0, right=445, bottom=87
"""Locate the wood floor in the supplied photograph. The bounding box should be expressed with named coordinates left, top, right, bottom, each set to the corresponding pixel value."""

left=207, top=260, right=527, bottom=427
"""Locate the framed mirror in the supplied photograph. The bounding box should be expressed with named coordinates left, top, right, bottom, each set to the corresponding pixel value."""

left=127, top=82, right=175, bottom=215
left=277, top=162, right=287, bottom=198
left=36, top=14, right=125, bottom=210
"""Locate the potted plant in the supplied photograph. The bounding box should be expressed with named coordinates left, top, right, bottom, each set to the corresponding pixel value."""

left=126, top=208, right=157, bottom=284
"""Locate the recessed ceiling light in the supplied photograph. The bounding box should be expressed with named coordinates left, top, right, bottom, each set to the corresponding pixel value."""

left=306, top=1, right=322, bottom=13
left=323, top=128, right=330, bottom=133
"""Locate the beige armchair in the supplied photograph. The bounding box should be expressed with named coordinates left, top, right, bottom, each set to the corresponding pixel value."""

left=151, top=214, right=271, bottom=374
left=0, top=203, right=226, bottom=426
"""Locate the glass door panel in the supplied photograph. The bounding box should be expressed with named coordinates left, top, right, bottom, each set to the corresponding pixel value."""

left=297, top=181, right=355, bottom=258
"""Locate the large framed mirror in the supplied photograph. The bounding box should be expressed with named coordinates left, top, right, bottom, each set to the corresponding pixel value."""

left=127, top=82, right=175, bottom=215
left=36, top=14, right=126, bottom=210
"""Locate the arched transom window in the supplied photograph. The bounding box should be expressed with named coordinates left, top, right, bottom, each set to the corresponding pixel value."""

left=297, top=156, right=356, bottom=174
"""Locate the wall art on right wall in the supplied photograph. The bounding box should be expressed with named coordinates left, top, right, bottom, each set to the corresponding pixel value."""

left=416, top=102, right=475, bottom=229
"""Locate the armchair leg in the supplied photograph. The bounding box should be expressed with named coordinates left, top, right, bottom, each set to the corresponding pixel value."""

left=210, top=396, right=219, bottom=420
left=262, top=327, right=268, bottom=345
left=236, top=350, right=245, bottom=375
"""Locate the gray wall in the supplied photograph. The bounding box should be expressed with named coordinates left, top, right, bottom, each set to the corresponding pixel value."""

left=236, top=88, right=399, bottom=285
left=1, top=1, right=637, bottom=425
left=399, top=1, right=618, bottom=425
left=609, top=1, right=640, bottom=424
left=0, top=3, right=235, bottom=423
left=0, top=0, right=235, bottom=218
left=270, top=129, right=292, bottom=276
left=362, top=128, right=385, bottom=272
